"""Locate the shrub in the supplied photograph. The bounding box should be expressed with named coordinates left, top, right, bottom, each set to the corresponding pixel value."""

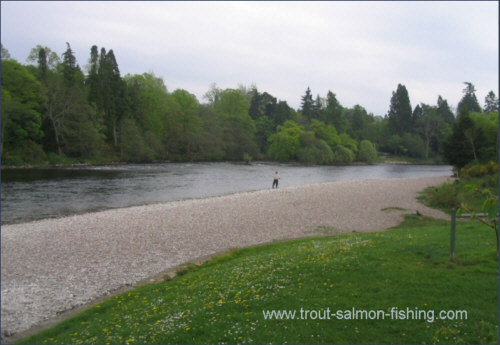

left=357, top=140, right=378, bottom=163
left=422, top=181, right=462, bottom=209
left=332, top=145, right=355, bottom=164
left=297, top=139, right=334, bottom=164
left=460, top=161, right=499, bottom=178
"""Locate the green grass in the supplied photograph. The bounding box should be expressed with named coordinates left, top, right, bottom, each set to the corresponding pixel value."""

left=17, top=215, right=498, bottom=345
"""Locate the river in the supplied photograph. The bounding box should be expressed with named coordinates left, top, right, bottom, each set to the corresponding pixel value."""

left=1, top=162, right=452, bottom=224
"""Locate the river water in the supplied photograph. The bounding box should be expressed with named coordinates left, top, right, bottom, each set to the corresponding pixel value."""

left=1, top=162, right=452, bottom=224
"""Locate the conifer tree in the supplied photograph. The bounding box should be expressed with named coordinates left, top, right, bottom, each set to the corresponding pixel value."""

left=300, top=87, right=314, bottom=121
left=457, top=82, right=481, bottom=115
left=387, top=84, right=412, bottom=136
left=483, top=91, right=499, bottom=113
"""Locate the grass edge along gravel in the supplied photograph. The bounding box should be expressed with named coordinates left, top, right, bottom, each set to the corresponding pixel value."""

left=16, top=215, right=498, bottom=345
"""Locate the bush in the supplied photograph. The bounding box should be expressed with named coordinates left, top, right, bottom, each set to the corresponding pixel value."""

left=421, top=181, right=462, bottom=210
left=401, top=133, right=425, bottom=158
left=47, top=152, right=72, bottom=165
left=332, top=145, right=355, bottom=164
left=297, top=139, right=334, bottom=164
left=357, top=140, right=378, bottom=163
left=460, top=161, right=499, bottom=178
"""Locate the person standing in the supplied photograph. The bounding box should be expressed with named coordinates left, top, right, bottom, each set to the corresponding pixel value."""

left=272, top=171, right=280, bottom=189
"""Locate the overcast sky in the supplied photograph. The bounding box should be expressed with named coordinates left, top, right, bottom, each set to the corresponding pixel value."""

left=1, top=1, right=498, bottom=115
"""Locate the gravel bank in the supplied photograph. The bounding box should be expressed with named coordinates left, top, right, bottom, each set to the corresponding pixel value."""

left=1, top=176, right=450, bottom=337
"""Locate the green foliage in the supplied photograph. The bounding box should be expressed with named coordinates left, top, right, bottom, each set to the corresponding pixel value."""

left=300, top=86, right=314, bottom=121
left=357, top=139, right=378, bottom=163
left=332, top=145, right=355, bottom=164
left=267, top=120, right=304, bottom=161
left=458, top=184, right=499, bottom=255
left=469, top=112, right=499, bottom=162
left=214, top=89, right=257, bottom=160
left=1, top=59, right=45, bottom=164
left=18, top=220, right=498, bottom=345
left=322, top=91, right=346, bottom=131
left=420, top=181, right=463, bottom=210
left=457, top=82, right=482, bottom=115
left=483, top=91, right=499, bottom=113
left=296, top=135, right=334, bottom=164
left=120, top=118, right=155, bottom=162
left=310, top=119, right=340, bottom=149
left=420, top=174, right=498, bottom=216
left=460, top=161, right=499, bottom=178
left=254, top=116, right=275, bottom=154
left=387, top=83, right=412, bottom=136
left=339, top=133, right=357, bottom=154
left=443, top=113, right=479, bottom=168
left=401, top=133, right=426, bottom=158
left=2, top=44, right=497, bottom=167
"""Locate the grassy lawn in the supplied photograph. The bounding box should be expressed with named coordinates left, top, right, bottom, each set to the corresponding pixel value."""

left=17, top=215, right=498, bottom=344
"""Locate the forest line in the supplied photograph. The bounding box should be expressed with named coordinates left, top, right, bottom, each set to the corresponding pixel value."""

left=1, top=43, right=498, bottom=169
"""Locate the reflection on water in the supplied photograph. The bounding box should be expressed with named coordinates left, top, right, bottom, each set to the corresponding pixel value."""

left=1, top=162, right=452, bottom=224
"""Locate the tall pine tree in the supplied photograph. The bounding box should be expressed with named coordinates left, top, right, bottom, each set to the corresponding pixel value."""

left=457, top=82, right=481, bottom=115
left=387, top=84, right=412, bottom=136
left=483, top=91, right=499, bottom=113
left=300, top=87, right=314, bottom=121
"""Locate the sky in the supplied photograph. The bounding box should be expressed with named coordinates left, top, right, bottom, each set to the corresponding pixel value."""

left=1, top=1, right=498, bottom=115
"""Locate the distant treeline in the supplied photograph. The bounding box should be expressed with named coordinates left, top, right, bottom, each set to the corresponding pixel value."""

left=1, top=43, right=498, bottom=168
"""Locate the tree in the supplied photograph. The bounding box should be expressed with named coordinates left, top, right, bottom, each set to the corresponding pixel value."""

left=268, top=120, right=304, bottom=161
left=123, top=73, right=171, bottom=159
left=171, top=89, right=201, bottom=157
left=62, top=42, right=78, bottom=86
left=203, top=83, right=222, bottom=106
left=1, top=60, right=45, bottom=162
left=213, top=89, right=257, bottom=160
left=484, top=91, right=499, bottom=113
left=387, top=135, right=402, bottom=155
left=436, top=95, right=455, bottom=125
left=1, top=44, right=11, bottom=60
left=27, top=45, right=60, bottom=69
left=416, top=104, right=443, bottom=158
left=387, top=84, right=412, bottom=136
left=248, top=88, right=277, bottom=121
left=255, top=116, right=275, bottom=154
left=401, top=133, right=426, bottom=158
left=312, top=94, right=324, bottom=120
left=96, top=48, right=126, bottom=145
left=322, top=91, right=345, bottom=131
left=310, top=119, right=340, bottom=149
left=86, top=45, right=101, bottom=109
left=273, top=100, right=294, bottom=126
left=120, top=118, right=154, bottom=162
left=443, top=112, right=479, bottom=168
left=300, top=87, right=314, bottom=121
left=469, top=112, right=498, bottom=161
left=37, top=48, right=48, bottom=80
left=457, top=82, right=481, bottom=115
left=346, top=105, right=369, bottom=137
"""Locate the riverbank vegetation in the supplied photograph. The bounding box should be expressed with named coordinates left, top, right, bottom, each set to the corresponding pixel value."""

left=420, top=161, right=498, bottom=214
left=16, top=215, right=497, bottom=345
left=1, top=44, right=498, bottom=167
